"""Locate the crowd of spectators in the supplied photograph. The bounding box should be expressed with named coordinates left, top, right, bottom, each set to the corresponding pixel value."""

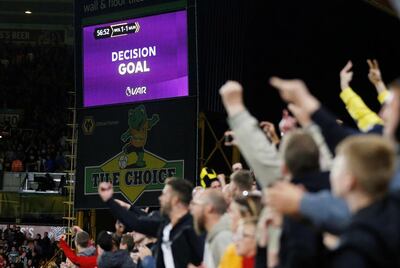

left=0, top=225, right=58, bottom=268
left=0, top=43, right=73, bottom=173
left=1, top=9, right=400, bottom=268
left=54, top=59, right=400, bottom=268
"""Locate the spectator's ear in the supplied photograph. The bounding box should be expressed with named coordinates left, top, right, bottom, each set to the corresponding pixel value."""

left=204, top=203, right=213, bottom=214
left=280, top=164, right=290, bottom=180
left=346, top=174, right=358, bottom=193
left=171, top=195, right=180, bottom=206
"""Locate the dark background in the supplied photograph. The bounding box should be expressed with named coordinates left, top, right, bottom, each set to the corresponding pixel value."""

left=197, top=0, right=400, bottom=120
left=197, top=0, right=400, bottom=175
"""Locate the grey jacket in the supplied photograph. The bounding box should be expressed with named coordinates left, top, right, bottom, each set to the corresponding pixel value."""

left=203, top=214, right=232, bottom=268
left=228, top=110, right=332, bottom=187
left=228, top=110, right=281, bottom=188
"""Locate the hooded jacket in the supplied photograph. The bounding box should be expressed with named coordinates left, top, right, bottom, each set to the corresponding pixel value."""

left=98, top=250, right=135, bottom=268
left=78, top=246, right=96, bottom=257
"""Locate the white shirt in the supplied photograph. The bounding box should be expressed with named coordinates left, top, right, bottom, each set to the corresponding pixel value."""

left=161, top=223, right=175, bottom=268
left=203, top=243, right=216, bottom=268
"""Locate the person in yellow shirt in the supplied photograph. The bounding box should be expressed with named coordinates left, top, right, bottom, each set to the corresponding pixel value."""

left=219, top=194, right=262, bottom=268
left=339, top=59, right=389, bottom=132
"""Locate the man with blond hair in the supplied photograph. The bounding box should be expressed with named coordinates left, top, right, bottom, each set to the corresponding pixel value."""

left=330, top=135, right=400, bottom=267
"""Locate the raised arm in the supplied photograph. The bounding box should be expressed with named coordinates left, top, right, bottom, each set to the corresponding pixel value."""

left=287, top=103, right=333, bottom=171
left=219, top=81, right=281, bottom=188
left=266, top=182, right=350, bottom=235
left=270, top=76, right=361, bottom=153
left=58, top=237, right=97, bottom=267
left=339, top=61, right=383, bottom=132
left=98, top=182, right=161, bottom=237
left=367, top=59, right=389, bottom=104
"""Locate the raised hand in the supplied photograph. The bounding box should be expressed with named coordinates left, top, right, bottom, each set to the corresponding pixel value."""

left=287, top=104, right=312, bottom=127
left=340, top=61, right=353, bottom=90
left=138, top=245, right=153, bottom=260
left=367, top=59, right=387, bottom=94
left=269, top=77, right=320, bottom=114
left=266, top=181, right=305, bottom=216
left=217, top=173, right=227, bottom=187
left=219, top=81, right=245, bottom=117
left=98, top=182, right=114, bottom=202
left=278, top=110, right=298, bottom=136
left=114, top=199, right=131, bottom=209
left=72, top=226, right=83, bottom=234
left=224, top=130, right=238, bottom=146
left=270, top=77, right=308, bottom=103
left=260, top=121, right=280, bottom=144
left=367, top=59, right=382, bottom=85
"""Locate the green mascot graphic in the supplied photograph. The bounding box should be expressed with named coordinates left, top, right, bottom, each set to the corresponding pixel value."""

left=120, top=105, right=159, bottom=168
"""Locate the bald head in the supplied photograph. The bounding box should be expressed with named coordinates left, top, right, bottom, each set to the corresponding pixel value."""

left=196, top=189, right=228, bottom=215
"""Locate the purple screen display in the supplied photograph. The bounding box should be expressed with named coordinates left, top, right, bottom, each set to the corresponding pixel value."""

left=83, top=11, right=188, bottom=107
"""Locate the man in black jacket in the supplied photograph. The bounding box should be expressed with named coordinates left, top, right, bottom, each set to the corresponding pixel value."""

left=277, top=130, right=330, bottom=268
left=328, top=135, right=400, bottom=268
left=98, top=177, right=203, bottom=268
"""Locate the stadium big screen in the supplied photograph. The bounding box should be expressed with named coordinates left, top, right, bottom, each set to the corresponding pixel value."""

left=75, top=3, right=199, bottom=209
left=82, top=10, right=189, bottom=107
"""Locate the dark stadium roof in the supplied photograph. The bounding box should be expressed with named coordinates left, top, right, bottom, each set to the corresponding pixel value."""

left=0, top=0, right=73, bottom=26
left=0, top=0, right=397, bottom=27
left=365, top=0, right=398, bottom=16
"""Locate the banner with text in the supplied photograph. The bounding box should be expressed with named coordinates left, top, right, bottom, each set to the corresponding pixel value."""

left=0, top=29, right=65, bottom=44
left=78, top=0, right=185, bottom=18
left=75, top=97, right=197, bottom=209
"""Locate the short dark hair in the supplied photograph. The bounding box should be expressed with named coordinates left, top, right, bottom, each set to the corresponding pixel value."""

left=121, top=234, right=134, bottom=251
left=111, top=233, right=121, bottom=248
left=75, top=231, right=89, bottom=248
left=230, top=170, right=253, bottom=192
left=281, top=130, right=320, bottom=177
left=166, top=178, right=193, bottom=206
left=97, top=231, right=112, bottom=252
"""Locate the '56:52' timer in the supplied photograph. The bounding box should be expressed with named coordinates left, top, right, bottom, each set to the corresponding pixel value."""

left=94, top=22, right=140, bottom=39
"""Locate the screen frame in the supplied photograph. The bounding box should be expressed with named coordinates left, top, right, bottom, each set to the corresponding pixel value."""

left=74, top=0, right=198, bottom=109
